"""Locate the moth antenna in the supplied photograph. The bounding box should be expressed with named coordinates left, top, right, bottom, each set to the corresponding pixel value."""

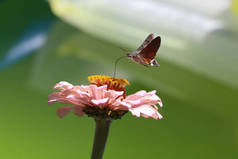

left=113, top=56, right=127, bottom=78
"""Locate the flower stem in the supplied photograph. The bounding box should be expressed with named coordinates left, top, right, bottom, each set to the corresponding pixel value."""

left=90, top=118, right=112, bottom=159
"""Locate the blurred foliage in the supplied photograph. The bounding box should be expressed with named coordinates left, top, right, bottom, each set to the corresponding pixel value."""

left=232, top=0, right=238, bottom=14
left=1, top=0, right=238, bottom=159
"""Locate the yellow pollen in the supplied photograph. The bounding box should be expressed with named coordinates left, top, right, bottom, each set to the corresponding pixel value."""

left=88, top=75, right=130, bottom=86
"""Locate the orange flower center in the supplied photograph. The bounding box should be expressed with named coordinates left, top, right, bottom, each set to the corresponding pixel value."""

left=88, top=75, right=129, bottom=98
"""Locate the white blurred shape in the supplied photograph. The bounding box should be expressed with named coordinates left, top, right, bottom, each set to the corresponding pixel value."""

left=50, top=0, right=224, bottom=42
left=159, top=0, right=231, bottom=16
left=125, top=0, right=223, bottom=40
left=5, top=33, right=47, bottom=61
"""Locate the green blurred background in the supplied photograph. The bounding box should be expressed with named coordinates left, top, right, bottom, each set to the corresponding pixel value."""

left=1, top=0, right=238, bottom=159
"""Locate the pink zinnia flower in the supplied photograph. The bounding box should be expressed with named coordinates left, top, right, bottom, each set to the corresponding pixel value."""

left=48, top=75, right=163, bottom=120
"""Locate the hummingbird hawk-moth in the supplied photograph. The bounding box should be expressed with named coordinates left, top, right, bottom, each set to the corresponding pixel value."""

left=126, top=33, right=161, bottom=66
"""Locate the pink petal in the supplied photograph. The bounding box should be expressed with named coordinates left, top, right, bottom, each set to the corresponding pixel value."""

left=91, top=98, right=109, bottom=106
left=158, top=99, right=163, bottom=107
left=147, top=90, right=157, bottom=95
left=48, top=92, right=69, bottom=105
left=48, top=92, right=61, bottom=104
left=74, top=106, right=85, bottom=117
left=147, top=91, right=163, bottom=107
left=68, top=88, right=92, bottom=105
left=74, top=89, right=90, bottom=97
left=54, top=81, right=73, bottom=90
left=111, top=98, right=131, bottom=110
left=57, top=107, right=73, bottom=118
left=125, top=90, right=147, bottom=100
left=134, top=90, right=147, bottom=96
left=129, top=105, right=163, bottom=119
left=80, top=85, right=91, bottom=92
left=124, top=90, right=162, bottom=108
left=125, top=99, right=141, bottom=105
left=90, top=85, right=107, bottom=100
left=104, top=89, right=124, bottom=105
left=65, top=94, right=87, bottom=106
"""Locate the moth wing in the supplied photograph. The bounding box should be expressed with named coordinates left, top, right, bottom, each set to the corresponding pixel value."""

left=139, top=36, right=161, bottom=61
left=136, top=33, right=154, bottom=51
